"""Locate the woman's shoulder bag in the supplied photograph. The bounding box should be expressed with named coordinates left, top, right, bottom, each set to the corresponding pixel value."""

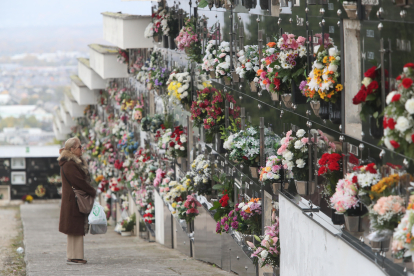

left=61, top=167, right=94, bottom=214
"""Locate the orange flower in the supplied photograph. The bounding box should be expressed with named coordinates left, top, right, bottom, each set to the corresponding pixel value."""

left=265, top=60, right=271, bottom=65
left=257, top=69, right=264, bottom=76
left=263, top=79, right=269, bottom=85
left=267, top=42, right=276, bottom=48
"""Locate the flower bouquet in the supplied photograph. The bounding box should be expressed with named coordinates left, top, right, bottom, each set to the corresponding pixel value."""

left=226, top=127, right=280, bottom=172
left=117, top=132, right=139, bottom=156
left=167, top=71, right=191, bottom=105
left=22, top=195, right=33, bottom=203
left=141, top=114, right=164, bottom=133
left=209, top=173, right=234, bottom=220
left=261, top=34, right=307, bottom=101
left=214, top=41, right=232, bottom=83
left=149, top=67, right=169, bottom=89
left=352, top=65, right=382, bottom=123
left=302, top=45, right=342, bottom=118
left=176, top=194, right=202, bottom=223
left=121, top=213, right=136, bottom=234
left=191, top=87, right=240, bottom=141
left=382, top=63, right=414, bottom=156
left=169, top=126, right=187, bottom=158
left=202, top=40, right=218, bottom=77
left=247, top=220, right=280, bottom=268
left=176, top=16, right=206, bottom=63
left=318, top=152, right=343, bottom=203
left=259, top=156, right=282, bottom=184
left=117, top=49, right=129, bottom=64
left=235, top=45, right=260, bottom=83
left=144, top=203, right=155, bottom=224
left=190, top=154, right=211, bottom=187
left=367, top=195, right=405, bottom=251
left=132, top=99, right=144, bottom=123
left=348, top=163, right=382, bottom=206
left=392, top=198, right=414, bottom=261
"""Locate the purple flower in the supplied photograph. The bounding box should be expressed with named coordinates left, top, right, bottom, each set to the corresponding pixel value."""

left=224, top=224, right=229, bottom=232
left=231, top=221, right=238, bottom=229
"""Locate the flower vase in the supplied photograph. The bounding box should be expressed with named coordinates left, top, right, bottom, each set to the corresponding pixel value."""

left=370, top=237, right=391, bottom=253
left=270, top=92, right=279, bottom=101
left=249, top=167, right=259, bottom=179
left=153, top=35, right=159, bottom=43
left=310, top=101, right=321, bottom=117
left=281, top=94, right=293, bottom=109
left=291, top=81, right=307, bottom=104
left=162, top=35, right=169, bottom=48
left=186, top=221, right=194, bottom=233
left=147, top=83, right=153, bottom=90
left=329, top=100, right=341, bottom=124
left=168, top=36, right=176, bottom=50
left=273, top=267, right=280, bottom=276
left=318, top=100, right=330, bottom=119
left=121, top=231, right=132, bottom=236
left=250, top=81, right=258, bottom=92
left=370, top=115, right=383, bottom=139
left=242, top=234, right=254, bottom=245
left=209, top=71, right=216, bottom=79
left=295, top=180, right=315, bottom=196
left=271, top=183, right=281, bottom=195
left=344, top=215, right=362, bottom=232
left=214, top=133, right=225, bottom=153
left=185, top=48, right=191, bottom=55
left=343, top=1, right=358, bottom=19
left=224, top=77, right=232, bottom=86
left=231, top=71, right=240, bottom=83
left=331, top=209, right=345, bottom=225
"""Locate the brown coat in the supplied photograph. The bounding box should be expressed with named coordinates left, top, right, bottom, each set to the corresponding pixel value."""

left=58, top=150, right=96, bottom=236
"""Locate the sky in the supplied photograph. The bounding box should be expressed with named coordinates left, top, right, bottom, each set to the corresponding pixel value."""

left=0, top=0, right=152, bottom=28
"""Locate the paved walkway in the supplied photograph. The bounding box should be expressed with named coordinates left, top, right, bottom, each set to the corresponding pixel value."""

left=21, top=203, right=232, bottom=276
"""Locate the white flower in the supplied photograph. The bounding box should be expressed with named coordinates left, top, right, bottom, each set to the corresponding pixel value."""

left=294, top=140, right=304, bottom=149
left=361, top=77, right=372, bottom=87
left=383, top=137, right=394, bottom=151
left=180, top=146, right=185, bottom=151
left=283, top=151, right=293, bottom=161
left=296, top=159, right=305, bottom=168
left=327, top=64, right=338, bottom=72
left=328, top=47, right=338, bottom=57
left=386, top=91, right=397, bottom=105
left=395, top=116, right=411, bottom=133
left=405, top=98, right=414, bottom=114
left=296, top=129, right=306, bottom=138
left=314, top=61, right=324, bottom=69
left=260, top=250, right=268, bottom=259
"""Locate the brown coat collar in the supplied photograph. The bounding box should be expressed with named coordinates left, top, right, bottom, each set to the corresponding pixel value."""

left=58, top=150, right=89, bottom=176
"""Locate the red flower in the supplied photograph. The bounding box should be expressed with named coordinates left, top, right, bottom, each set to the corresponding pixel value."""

left=366, top=81, right=379, bottom=94
left=383, top=117, right=388, bottom=129
left=387, top=118, right=396, bottom=130
left=242, top=156, right=248, bottom=160
left=352, top=85, right=368, bottom=104
left=348, top=153, right=359, bottom=165
left=396, top=75, right=402, bottom=81
left=365, top=163, right=377, bottom=174
left=390, top=140, right=400, bottom=149
left=404, top=63, right=414, bottom=69
left=219, top=194, right=229, bottom=207
left=364, top=66, right=378, bottom=79
left=352, top=176, right=358, bottom=184
left=412, top=134, right=414, bottom=143
left=402, top=78, right=413, bottom=89
left=169, top=142, right=175, bottom=147
left=318, top=166, right=328, bottom=176
left=391, top=94, right=401, bottom=102
left=328, top=162, right=340, bottom=171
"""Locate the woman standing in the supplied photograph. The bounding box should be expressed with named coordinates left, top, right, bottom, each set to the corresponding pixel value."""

left=58, top=137, right=96, bottom=265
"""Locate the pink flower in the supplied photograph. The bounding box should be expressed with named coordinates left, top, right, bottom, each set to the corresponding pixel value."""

left=301, top=137, right=309, bottom=144
left=296, top=36, right=306, bottom=45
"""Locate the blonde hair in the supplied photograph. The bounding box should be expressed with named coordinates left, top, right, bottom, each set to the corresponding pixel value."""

left=64, top=137, right=81, bottom=151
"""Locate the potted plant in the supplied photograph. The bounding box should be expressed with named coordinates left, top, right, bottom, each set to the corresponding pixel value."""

left=121, top=213, right=136, bottom=236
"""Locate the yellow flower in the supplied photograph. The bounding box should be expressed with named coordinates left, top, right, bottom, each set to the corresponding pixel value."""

left=335, top=84, right=343, bottom=92
left=180, top=186, right=186, bottom=192
left=323, top=56, right=328, bottom=63
left=265, top=167, right=271, bottom=172
left=172, top=202, right=177, bottom=208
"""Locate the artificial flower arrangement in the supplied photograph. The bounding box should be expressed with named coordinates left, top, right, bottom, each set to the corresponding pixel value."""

left=318, top=152, right=343, bottom=203
left=136, top=70, right=148, bottom=84
left=113, top=88, right=131, bottom=106
left=277, top=129, right=335, bottom=181
left=132, top=99, right=144, bottom=123
left=159, top=170, right=174, bottom=197
left=190, top=154, right=211, bottom=187
left=191, top=87, right=240, bottom=140
left=164, top=178, right=191, bottom=206
left=235, top=45, right=260, bottom=82
left=130, top=55, right=144, bottom=74
left=247, top=219, right=280, bottom=268
left=167, top=70, right=191, bottom=105
left=117, top=132, right=139, bottom=156
left=382, top=63, right=414, bottom=156
left=352, top=65, right=382, bottom=122
left=117, top=49, right=129, bottom=64
left=216, top=198, right=262, bottom=235
left=392, top=196, right=414, bottom=261
left=153, top=168, right=166, bottom=187
left=146, top=8, right=167, bottom=37
left=141, top=114, right=164, bottom=133
left=330, top=173, right=364, bottom=216
left=144, top=203, right=155, bottom=224
left=149, top=67, right=169, bottom=89
left=259, top=34, right=307, bottom=96
left=202, top=40, right=218, bottom=76
left=209, top=172, right=235, bottom=221
left=160, top=126, right=187, bottom=158
left=350, top=163, right=382, bottom=206
left=112, top=120, right=127, bottom=140
left=176, top=194, right=202, bottom=223
left=22, top=195, right=33, bottom=203
left=225, top=127, right=280, bottom=168
left=214, top=41, right=232, bottom=80
left=176, top=16, right=205, bottom=63
left=301, top=46, right=342, bottom=103
left=121, top=213, right=136, bottom=232
left=368, top=195, right=405, bottom=237
left=259, top=156, right=282, bottom=184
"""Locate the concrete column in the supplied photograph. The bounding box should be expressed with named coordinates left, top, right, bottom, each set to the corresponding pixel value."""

left=343, top=19, right=362, bottom=140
